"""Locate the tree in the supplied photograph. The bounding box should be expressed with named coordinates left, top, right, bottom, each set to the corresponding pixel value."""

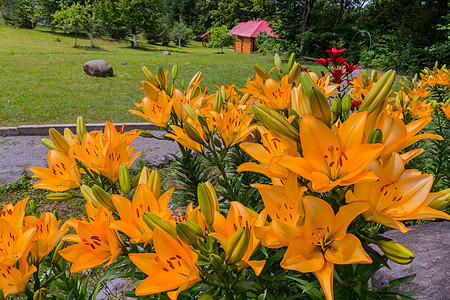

left=53, top=2, right=95, bottom=47
left=2, top=0, right=36, bottom=28
left=170, top=20, right=192, bottom=47
left=208, top=25, right=235, bottom=53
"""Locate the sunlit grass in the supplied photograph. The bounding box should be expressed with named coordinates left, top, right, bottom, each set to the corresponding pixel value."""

left=0, top=21, right=322, bottom=126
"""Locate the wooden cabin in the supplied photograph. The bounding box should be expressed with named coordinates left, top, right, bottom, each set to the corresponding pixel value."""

left=200, top=31, right=211, bottom=47
left=228, top=19, right=277, bottom=54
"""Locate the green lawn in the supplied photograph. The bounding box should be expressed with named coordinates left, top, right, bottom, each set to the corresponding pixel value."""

left=0, top=21, right=322, bottom=126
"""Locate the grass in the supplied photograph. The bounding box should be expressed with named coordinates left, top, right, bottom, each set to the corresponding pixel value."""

left=0, top=19, right=322, bottom=126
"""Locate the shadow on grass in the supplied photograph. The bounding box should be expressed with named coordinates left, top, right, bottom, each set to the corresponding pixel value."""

left=73, top=45, right=109, bottom=51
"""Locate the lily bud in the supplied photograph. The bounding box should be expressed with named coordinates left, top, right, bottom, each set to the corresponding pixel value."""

left=274, top=53, right=283, bottom=73
left=176, top=222, right=198, bottom=246
left=51, top=240, right=68, bottom=264
left=225, top=226, right=250, bottom=265
left=41, top=138, right=57, bottom=150
left=367, top=129, right=383, bottom=144
left=371, top=69, right=378, bottom=82
left=138, top=166, right=151, bottom=185
left=359, top=70, right=396, bottom=115
left=142, top=66, right=159, bottom=87
left=92, top=185, right=116, bottom=212
left=209, top=254, right=224, bottom=271
left=240, top=93, right=250, bottom=105
left=33, top=288, right=49, bottom=300
left=213, top=137, right=222, bottom=148
left=157, top=67, right=167, bottom=89
left=190, top=87, right=200, bottom=99
left=119, top=165, right=131, bottom=195
left=254, top=63, right=270, bottom=80
left=220, top=86, right=227, bottom=101
left=213, top=92, right=222, bottom=113
left=288, top=62, right=300, bottom=84
left=186, top=219, right=204, bottom=236
left=142, top=81, right=159, bottom=99
left=47, top=193, right=74, bottom=202
left=49, top=128, right=69, bottom=154
left=309, top=87, right=331, bottom=126
left=378, top=240, right=415, bottom=265
left=143, top=212, right=178, bottom=239
left=137, top=129, right=154, bottom=138
left=76, top=116, right=86, bottom=142
left=187, top=71, right=202, bottom=91
left=171, top=64, right=178, bottom=81
left=80, top=185, right=100, bottom=208
left=147, top=170, right=161, bottom=199
left=197, top=115, right=209, bottom=129
left=341, top=94, right=352, bottom=119
left=197, top=182, right=219, bottom=227
left=184, top=104, right=197, bottom=121
left=252, top=102, right=300, bottom=143
left=180, top=79, right=186, bottom=90
left=29, top=200, right=36, bottom=215
left=330, top=98, right=342, bottom=125
left=288, top=53, right=296, bottom=71
left=0, top=287, right=4, bottom=300
left=300, top=72, right=316, bottom=97
left=183, top=123, right=204, bottom=145
left=198, top=295, right=215, bottom=300
left=429, top=188, right=450, bottom=211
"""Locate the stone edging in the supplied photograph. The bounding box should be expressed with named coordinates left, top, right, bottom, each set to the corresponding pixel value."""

left=0, top=123, right=158, bottom=137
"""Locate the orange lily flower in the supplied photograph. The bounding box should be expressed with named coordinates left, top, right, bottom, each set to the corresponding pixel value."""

left=166, top=118, right=205, bottom=153
left=281, top=196, right=371, bottom=300
left=278, top=112, right=383, bottom=192
left=238, top=126, right=297, bottom=179
left=210, top=201, right=265, bottom=275
left=372, top=112, right=443, bottom=163
left=440, top=102, right=450, bottom=120
left=70, top=122, right=141, bottom=183
left=0, top=198, right=36, bottom=267
left=25, top=212, right=68, bottom=265
left=110, top=183, right=174, bottom=245
left=209, top=102, right=256, bottom=148
left=30, top=149, right=82, bottom=192
left=130, top=91, right=174, bottom=128
left=253, top=172, right=307, bottom=248
left=253, top=76, right=292, bottom=110
left=59, top=206, right=123, bottom=273
left=129, top=229, right=202, bottom=300
left=308, top=72, right=340, bottom=98
left=0, top=258, right=37, bottom=297
left=348, top=73, right=379, bottom=102
left=346, top=153, right=450, bottom=233
left=407, top=99, right=433, bottom=119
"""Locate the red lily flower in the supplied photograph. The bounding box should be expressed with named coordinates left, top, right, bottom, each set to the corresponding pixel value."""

left=325, top=48, right=346, bottom=58
left=316, top=58, right=332, bottom=68
left=329, top=67, right=346, bottom=84
left=344, top=62, right=360, bottom=74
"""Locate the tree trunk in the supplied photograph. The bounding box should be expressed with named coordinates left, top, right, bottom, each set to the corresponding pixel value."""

left=89, top=32, right=94, bottom=47
left=300, top=0, right=315, bottom=54
left=132, top=34, right=137, bottom=48
left=335, top=0, right=345, bottom=26
left=74, top=31, right=78, bottom=47
left=179, top=37, right=181, bottom=48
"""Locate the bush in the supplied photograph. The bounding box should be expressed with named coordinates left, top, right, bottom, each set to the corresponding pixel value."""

left=169, top=20, right=192, bottom=47
left=255, top=31, right=284, bottom=55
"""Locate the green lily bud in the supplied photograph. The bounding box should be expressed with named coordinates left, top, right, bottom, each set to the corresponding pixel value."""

left=371, top=69, right=378, bottom=82
left=252, top=103, right=300, bottom=143
left=254, top=63, right=270, bottom=80
left=220, top=86, right=227, bottom=101
left=198, top=295, right=214, bottom=300
left=213, top=137, right=222, bottom=148
left=138, top=166, right=151, bottom=185
left=184, top=104, right=197, bottom=121
left=49, top=128, right=69, bottom=154
left=33, top=288, right=49, bottom=300
left=429, top=188, right=450, bottom=210
left=142, top=66, right=159, bottom=87
left=51, top=240, right=68, bottom=264
left=157, top=67, right=166, bottom=89
left=367, top=129, right=383, bottom=144
left=80, top=185, right=100, bottom=208
left=29, top=200, right=36, bottom=214
left=309, top=87, right=331, bottom=126
left=274, top=53, right=282, bottom=73
left=119, top=165, right=131, bottom=195
left=341, top=94, right=352, bottom=120
left=185, top=219, right=204, bottom=236
left=137, top=129, right=154, bottom=138
left=171, top=64, right=178, bottom=81
left=187, top=71, right=202, bottom=91
left=176, top=222, right=198, bottom=246
left=209, top=254, right=224, bottom=271
left=240, top=93, right=250, bottom=104
left=41, top=138, right=57, bottom=150
left=197, top=182, right=219, bottom=227
left=190, top=87, right=200, bottom=99
left=197, top=115, right=209, bottom=128
left=76, top=116, right=86, bottom=142
left=213, top=92, right=222, bottom=113
left=378, top=240, right=415, bottom=265
left=143, top=212, right=178, bottom=239
left=288, top=53, right=296, bottom=71
left=288, top=62, right=300, bottom=84
left=300, top=72, right=316, bottom=97
left=359, top=70, right=396, bottom=115
left=330, top=98, right=342, bottom=125
left=225, top=226, right=250, bottom=265
left=183, top=123, right=204, bottom=145
left=180, top=79, right=186, bottom=90
left=147, top=170, right=161, bottom=199
left=47, top=193, right=74, bottom=202
left=92, top=185, right=116, bottom=212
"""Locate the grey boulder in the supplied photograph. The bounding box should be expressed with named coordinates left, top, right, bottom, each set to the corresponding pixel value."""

left=372, top=222, right=450, bottom=299
left=163, top=50, right=171, bottom=55
left=83, top=60, right=113, bottom=77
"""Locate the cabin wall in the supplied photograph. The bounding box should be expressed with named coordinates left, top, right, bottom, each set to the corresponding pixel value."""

left=233, top=36, right=255, bottom=54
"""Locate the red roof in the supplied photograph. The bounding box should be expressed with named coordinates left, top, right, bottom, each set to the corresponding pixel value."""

left=200, top=31, right=211, bottom=38
left=228, top=20, right=278, bottom=38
